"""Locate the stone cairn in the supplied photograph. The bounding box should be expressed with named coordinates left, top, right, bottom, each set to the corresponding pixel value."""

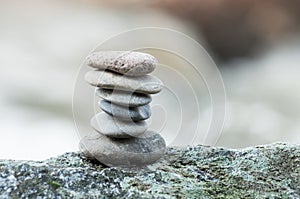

left=79, top=51, right=166, bottom=167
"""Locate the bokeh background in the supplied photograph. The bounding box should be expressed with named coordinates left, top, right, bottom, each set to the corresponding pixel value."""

left=1, top=0, right=300, bottom=160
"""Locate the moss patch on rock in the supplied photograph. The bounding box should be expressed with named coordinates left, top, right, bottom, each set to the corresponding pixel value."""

left=0, top=143, right=299, bottom=198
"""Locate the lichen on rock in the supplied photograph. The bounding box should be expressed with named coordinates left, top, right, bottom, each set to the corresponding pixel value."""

left=0, top=143, right=299, bottom=198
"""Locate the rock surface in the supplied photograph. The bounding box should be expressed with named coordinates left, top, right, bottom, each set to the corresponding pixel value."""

left=96, top=88, right=152, bottom=107
left=91, top=112, right=147, bottom=138
left=79, top=131, right=166, bottom=167
left=99, top=100, right=151, bottom=121
left=0, top=143, right=299, bottom=198
left=85, top=70, right=162, bottom=94
left=86, top=51, right=157, bottom=76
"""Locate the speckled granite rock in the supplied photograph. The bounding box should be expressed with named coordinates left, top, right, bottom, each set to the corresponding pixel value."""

left=0, top=143, right=299, bottom=198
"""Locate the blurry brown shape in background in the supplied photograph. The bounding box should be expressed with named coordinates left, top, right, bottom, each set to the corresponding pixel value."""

left=154, top=0, right=300, bottom=62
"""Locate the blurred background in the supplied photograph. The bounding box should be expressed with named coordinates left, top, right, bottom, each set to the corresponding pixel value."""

left=1, top=0, right=300, bottom=160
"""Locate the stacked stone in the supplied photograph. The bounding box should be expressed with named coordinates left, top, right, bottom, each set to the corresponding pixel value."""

left=79, top=51, right=166, bottom=167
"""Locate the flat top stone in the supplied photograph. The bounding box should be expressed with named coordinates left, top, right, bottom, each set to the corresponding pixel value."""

left=96, top=88, right=152, bottom=107
left=85, top=70, right=162, bottom=94
left=0, top=143, right=299, bottom=198
left=86, top=51, right=158, bottom=76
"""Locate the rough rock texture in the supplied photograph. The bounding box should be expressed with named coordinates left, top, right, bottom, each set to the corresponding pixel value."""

left=0, top=143, right=299, bottom=198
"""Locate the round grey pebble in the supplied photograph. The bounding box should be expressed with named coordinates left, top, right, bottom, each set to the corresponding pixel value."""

left=85, top=70, right=162, bottom=94
left=99, top=100, right=151, bottom=121
left=96, top=88, right=152, bottom=107
left=91, top=112, right=147, bottom=138
left=86, top=51, right=157, bottom=76
left=79, top=131, right=166, bottom=167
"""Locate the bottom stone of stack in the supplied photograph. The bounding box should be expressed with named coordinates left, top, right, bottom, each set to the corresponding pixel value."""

left=79, top=131, right=166, bottom=167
